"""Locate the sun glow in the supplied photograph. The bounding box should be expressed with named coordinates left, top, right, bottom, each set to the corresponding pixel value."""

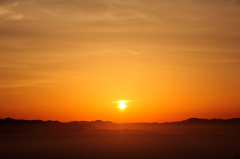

left=117, top=101, right=127, bottom=110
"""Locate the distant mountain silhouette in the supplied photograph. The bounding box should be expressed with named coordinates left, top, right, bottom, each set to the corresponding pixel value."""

left=179, top=118, right=240, bottom=125
left=1, top=117, right=240, bottom=159
left=1, top=117, right=240, bottom=126
left=1, top=117, right=240, bottom=134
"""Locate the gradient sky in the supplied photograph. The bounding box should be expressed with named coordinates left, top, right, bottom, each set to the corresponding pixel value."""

left=1, top=0, right=240, bottom=123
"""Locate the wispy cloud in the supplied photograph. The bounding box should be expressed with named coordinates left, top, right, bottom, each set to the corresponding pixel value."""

left=0, top=2, right=23, bottom=20
left=0, top=79, right=56, bottom=88
left=214, top=60, right=240, bottom=63
left=126, top=49, right=139, bottom=55
left=7, top=13, right=23, bottom=20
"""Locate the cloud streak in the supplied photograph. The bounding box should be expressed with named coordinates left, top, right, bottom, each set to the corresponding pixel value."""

left=1, top=0, right=239, bottom=23
left=0, top=2, right=23, bottom=20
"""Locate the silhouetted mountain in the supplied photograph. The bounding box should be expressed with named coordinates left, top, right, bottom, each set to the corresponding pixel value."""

left=1, top=117, right=240, bottom=128
left=1, top=117, right=240, bottom=135
left=180, top=118, right=240, bottom=125
left=1, top=117, right=240, bottom=159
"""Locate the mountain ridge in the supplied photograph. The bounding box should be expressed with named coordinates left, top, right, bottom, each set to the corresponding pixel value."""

left=1, top=117, right=240, bottom=124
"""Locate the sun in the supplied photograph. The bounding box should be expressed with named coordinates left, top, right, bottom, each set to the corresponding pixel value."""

left=117, top=101, right=127, bottom=110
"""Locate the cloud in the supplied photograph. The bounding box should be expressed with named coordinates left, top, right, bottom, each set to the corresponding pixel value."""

left=0, top=63, right=29, bottom=68
left=0, top=2, right=17, bottom=15
left=126, top=49, right=139, bottom=55
left=0, top=0, right=157, bottom=22
left=215, top=60, right=240, bottom=63
left=7, top=13, right=23, bottom=20
left=0, top=79, right=55, bottom=88
left=0, top=2, right=23, bottom=20
left=1, top=0, right=240, bottom=25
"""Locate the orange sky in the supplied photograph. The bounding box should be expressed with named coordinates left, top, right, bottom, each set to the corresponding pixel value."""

left=1, top=0, right=240, bottom=123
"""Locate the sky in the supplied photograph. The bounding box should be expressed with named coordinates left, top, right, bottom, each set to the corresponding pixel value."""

left=1, top=0, right=240, bottom=123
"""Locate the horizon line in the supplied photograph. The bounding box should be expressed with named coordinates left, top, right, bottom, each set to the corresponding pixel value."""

left=1, top=117, right=240, bottom=124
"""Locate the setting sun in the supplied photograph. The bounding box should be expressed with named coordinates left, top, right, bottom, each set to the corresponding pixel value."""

left=117, top=101, right=127, bottom=110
